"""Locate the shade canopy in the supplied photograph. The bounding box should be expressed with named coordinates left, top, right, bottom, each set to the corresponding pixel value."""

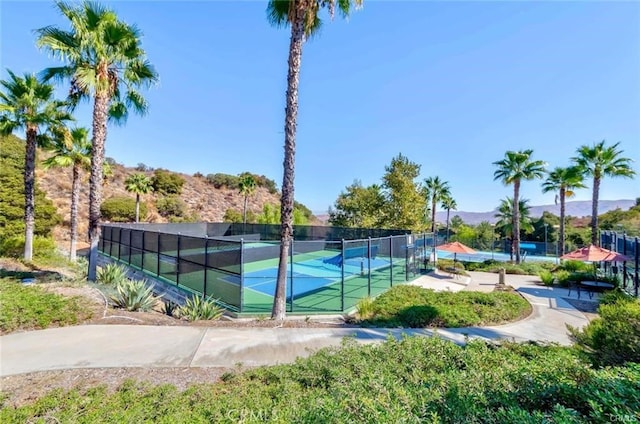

left=560, top=244, right=630, bottom=262
left=437, top=241, right=477, bottom=255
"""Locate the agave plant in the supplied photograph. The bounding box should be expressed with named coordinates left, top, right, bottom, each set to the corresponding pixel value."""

left=179, top=295, right=223, bottom=321
left=109, top=279, right=156, bottom=312
left=97, top=263, right=128, bottom=286
left=161, top=298, right=179, bottom=317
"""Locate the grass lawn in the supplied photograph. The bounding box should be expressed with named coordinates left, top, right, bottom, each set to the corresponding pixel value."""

left=0, top=277, right=92, bottom=334
left=360, top=285, right=532, bottom=327
left=1, top=337, right=638, bottom=423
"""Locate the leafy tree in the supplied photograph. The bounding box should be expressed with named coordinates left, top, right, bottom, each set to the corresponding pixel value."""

left=256, top=203, right=308, bottom=225
left=424, top=176, right=450, bottom=234
left=135, top=163, right=152, bottom=172
left=494, top=198, right=534, bottom=261
left=542, top=166, right=585, bottom=255
left=37, top=0, right=158, bottom=280
left=267, top=0, right=362, bottom=320
left=441, top=194, right=457, bottom=242
left=223, top=208, right=256, bottom=224
left=100, top=196, right=146, bottom=222
left=0, top=70, right=71, bottom=261
left=493, top=150, right=546, bottom=263
left=42, top=127, right=91, bottom=260
left=151, top=169, right=185, bottom=195
left=0, top=134, right=61, bottom=243
left=125, top=173, right=153, bottom=223
left=206, top=173, right=239, bottom=189
left=329, top=180, right=385, bottom=228
left=238, top=174, right=257, bottom=224
left=572, top=141, right=636, bottom=245
left=381, top=154, right=426, bottom=230
left=156, top=195, right=187, bottom=219
left=450, top=215, right=464, bottom=231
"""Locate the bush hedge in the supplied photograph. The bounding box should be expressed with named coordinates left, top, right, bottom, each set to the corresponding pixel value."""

left=100, top=196, right=146, bottom=222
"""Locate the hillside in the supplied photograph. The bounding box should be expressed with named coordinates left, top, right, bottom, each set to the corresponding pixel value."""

left=433, top=199, right=637, bottom=225
left=36, top=158, right=314, bottom=244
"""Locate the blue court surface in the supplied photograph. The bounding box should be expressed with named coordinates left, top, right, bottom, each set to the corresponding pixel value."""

left=225, top=257, right=391, bottom=298
left=436, top=249, right=554, bottom=263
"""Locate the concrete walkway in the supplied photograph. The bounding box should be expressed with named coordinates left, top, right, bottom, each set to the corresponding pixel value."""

left=0, top=272, right=591, bottom=377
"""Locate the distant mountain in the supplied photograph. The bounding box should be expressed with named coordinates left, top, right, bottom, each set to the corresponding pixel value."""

left=435, top=199, right=636, bottom=225
left=315, top=199, right=636, bottom=227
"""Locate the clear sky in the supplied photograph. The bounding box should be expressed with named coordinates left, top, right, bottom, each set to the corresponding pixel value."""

left=2, top=1, right=639, bottom=214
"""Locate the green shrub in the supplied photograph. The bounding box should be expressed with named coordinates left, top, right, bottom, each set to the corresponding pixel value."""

left=156, top=195, right=187, bottom=218
left=179, top=295, right=223, bottom=321
left=109, top=279, right=156, bottom=312
left=100, top=196, right=147, bottom=222
left=538, top=270, right=555, bottom=286
left=600, top=289, right=636, bottom=306
left=151, top=169, right=185, bottom=195
left=97, top=263, right=128, bottom=286
left=0, top=236, right=57, bottom=258
left=0, top=278, right=92, bottom=333
left=561, top=260, right=591, bottom=272
left=3, top=337, right=638, bottom=422
left=569, top=298, right=640, bottom=367
left=364, top=285, right=530, bottom=327
left=206, top=173, right=239, bottom=189
left=355, top=296, right=375, bottom=319
left=555, top=270, right=571, bottom=287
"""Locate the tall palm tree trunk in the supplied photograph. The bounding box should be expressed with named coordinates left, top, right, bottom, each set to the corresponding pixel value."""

left=513, top=180, right=521, bottom=264
left=87, top=91, right=109, bottom=281
left=23, top=126, right=38, bottom=261
left=445, top=208, right=451, bottom=242
left=243, top=195, right=248, bottom=224
left=559, top=187, right=566, bottom=255
left=135, top=193, right=140, bottom=223
left=591, top=177, right=600, bottom=246
left=273, top=12, right=305, bottom=321
left=69, top=162, right=80, bottom=260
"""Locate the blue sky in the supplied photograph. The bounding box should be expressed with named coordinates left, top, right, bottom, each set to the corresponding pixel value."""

left=2, top=1, right=639, bottom=215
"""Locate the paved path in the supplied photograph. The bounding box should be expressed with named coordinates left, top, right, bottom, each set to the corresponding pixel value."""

left=0, top=272, right=591, bottom=377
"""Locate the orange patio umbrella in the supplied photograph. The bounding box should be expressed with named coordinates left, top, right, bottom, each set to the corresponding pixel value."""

left=437, top=241, right=477, bottom=262
left=560, top=244, right=630, bottom=262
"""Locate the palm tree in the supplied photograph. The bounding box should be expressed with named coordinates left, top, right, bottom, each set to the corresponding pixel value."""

left=37, top=0, right=158, bottom=280
left=494, top=198, right=534, bottom=261
left=238, top=174, right=257, bottom=224
left=267, top=0, right=362, bottom=320
left=440, top=194, right=457, bottom=242
left=43, top=127, right=91, bottom=260
left=124, top=173, right=153, bottom=223
left=424, top=176, right=451, bottom=234
left=493, top=150, right=546, bottom=263
left=0, top=70, right=71, bottom=261
left=541, top=166, right=585, bottom=255
left=572, top=141, right=636, bottom=246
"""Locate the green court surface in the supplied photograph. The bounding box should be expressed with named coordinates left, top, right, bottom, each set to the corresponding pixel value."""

left=102, top=248, right=418, bottom=314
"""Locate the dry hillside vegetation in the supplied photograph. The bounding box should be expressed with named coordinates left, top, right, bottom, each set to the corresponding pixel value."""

left=37, top=162, right=287, bottom=244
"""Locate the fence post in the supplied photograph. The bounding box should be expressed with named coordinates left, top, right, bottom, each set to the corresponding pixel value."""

left=140, top=231, right=144, bottom=270
left=405, top=234, right=409, bottom=281
left=390, top=237, right=394, bottom=287
left=239, top=238, right=244, bottom=313
left=176, top=233, right=181, bottom=287
left=156, top=232, right=161, bottom=277
left=341, top=239, right=345, bottom=311
left=203, top=237, right=208, bottom=298
left=289, top=239, right=294, bottom=313
left=622, top=233, right=628, bottom=289
left=367, top=237, right=372, bottom=297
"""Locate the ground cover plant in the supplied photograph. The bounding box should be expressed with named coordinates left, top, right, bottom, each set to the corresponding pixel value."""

left=1, top=336, right=638, bottom=423
left=464, top=259, right=555, bottom=275
left=360, top=285, right=531, bottom=327
left=0, top=277, right=92, bottom=334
